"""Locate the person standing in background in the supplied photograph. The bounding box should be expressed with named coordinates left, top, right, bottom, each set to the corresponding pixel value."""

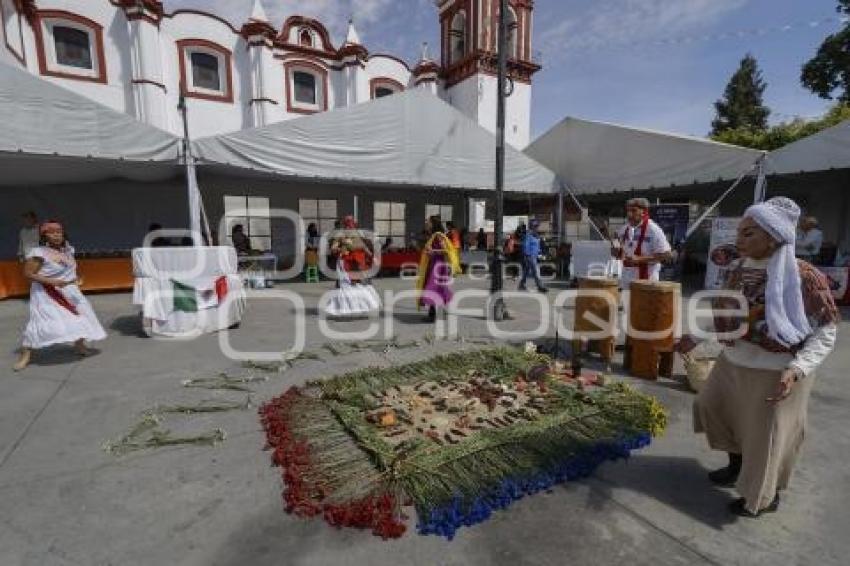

left=796, top=216, right=823, bottom=263
left=616, top=197, right=672, bottom=288
left=519, top=219, right=548, bottom=293
left=446, top=221, right=462, bottom=250
left=477, top=228, right=487, bottom=251
left=18, top=211, right=39, bottom=261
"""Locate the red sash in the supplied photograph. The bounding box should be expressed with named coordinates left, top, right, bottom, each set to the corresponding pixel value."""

left=623, top=213, right=651, bottom=280
left=44, top=284, right=79, bottom=315
left=215, top=276, right=228, bottom=302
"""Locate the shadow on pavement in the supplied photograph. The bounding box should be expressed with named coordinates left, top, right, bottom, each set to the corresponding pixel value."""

left=587, top=455, right=738, bottom=530
left=110, top=314, right=146, bottom=337
left=25, top=346, right=102, bottom=367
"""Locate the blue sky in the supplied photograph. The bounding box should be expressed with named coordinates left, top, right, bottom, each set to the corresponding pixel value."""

left=166, top=0, right=845, bottom=139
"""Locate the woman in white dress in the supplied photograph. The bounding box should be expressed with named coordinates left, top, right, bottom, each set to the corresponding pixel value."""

left=13, top=221, right=107, bottom=371
left=323, top=216, right=381, bottom=318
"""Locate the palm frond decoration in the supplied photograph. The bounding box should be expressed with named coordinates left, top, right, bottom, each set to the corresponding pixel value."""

left=260, top=347, right=666, bottom=540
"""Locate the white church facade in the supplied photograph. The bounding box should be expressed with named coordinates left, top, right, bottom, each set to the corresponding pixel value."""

left=0, top=0, right=540, bottom=146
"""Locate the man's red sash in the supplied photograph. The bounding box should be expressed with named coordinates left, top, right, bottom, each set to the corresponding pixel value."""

left=624, top=213, right=651, bottom=280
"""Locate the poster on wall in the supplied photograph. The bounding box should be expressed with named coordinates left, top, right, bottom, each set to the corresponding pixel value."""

left=705, top=217, right=741, bottom=290
left=651, top=205, right=690, bottom=280
left=651, top=205, right=690, bottom=248
left=817, top=266, right=849, bottom=303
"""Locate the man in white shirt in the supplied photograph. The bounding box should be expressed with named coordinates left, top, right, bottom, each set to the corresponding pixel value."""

left=616, top=198, right=672, bottom=288
left=18, top=211, right=39, bottom=261
left=795, top=216, right=823, bottom=263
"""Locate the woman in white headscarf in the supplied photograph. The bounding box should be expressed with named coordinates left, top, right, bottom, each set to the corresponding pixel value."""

left=690, top=197, right=839, bottom=518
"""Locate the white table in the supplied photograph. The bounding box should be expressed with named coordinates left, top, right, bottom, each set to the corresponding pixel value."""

left=132, top=246, right=246, bottom=338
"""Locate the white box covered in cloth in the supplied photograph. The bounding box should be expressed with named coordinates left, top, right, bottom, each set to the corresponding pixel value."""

left=132, top=247, right=246, bottom=338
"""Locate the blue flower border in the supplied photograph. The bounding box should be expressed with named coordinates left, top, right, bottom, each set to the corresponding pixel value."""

left=417, top=432, right=652, bottom=539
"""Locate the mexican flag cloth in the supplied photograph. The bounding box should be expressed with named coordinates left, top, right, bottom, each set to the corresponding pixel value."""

left=172, top=276, right=229, bottom=313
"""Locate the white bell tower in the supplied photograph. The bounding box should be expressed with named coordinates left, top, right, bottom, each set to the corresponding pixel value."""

left=436, top=0, right=540, bottom=149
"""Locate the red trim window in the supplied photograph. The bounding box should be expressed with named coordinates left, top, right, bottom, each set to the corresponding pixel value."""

left=370, top=77, right=404, bottom=99
left=448, top=10, right=467, bottom=66
left=34, top=10, right=107, bottom=83
left=1, top=0, right=25, bottom=65
left=177, top=39, right=234, bottom=103
left=285, top=61, right=328, bottom=114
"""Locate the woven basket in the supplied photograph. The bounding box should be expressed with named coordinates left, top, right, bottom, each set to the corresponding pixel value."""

left=681, top=353, right=715, bottom=393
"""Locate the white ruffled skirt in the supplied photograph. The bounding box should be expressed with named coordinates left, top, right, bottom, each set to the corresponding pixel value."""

left=323, top=282, right=381, bottom=317
left=22, top=283, right=107, bottom=349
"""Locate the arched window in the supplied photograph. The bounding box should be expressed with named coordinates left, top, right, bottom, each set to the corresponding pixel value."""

left=53, top=26, right=91, bottom=69
left=449, top=11, right=467, bottom=65
left=370, top=78, right=404, bottom=99
left=35, top=10, right=107, bottom=83
left=285, top=62, right=328, bottom=113
left=177, top=39, right=233, bottom=102
left=293, top=71, right=317, bottom=105
left=299, top=28, right=313, bottom=47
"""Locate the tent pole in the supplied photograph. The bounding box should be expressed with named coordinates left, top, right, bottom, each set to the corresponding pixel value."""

left=685, top=162, right=758, bottom=240
left=753, top=155, right=767, bottom=204
left=178, top=93, right=208, bottom=246
left=490, top=0, right=508, bottom=321
left=557, top=184, right=564, bottom=246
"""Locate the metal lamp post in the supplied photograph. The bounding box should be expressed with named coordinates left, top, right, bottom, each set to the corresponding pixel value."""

left=490, top=0, right=510, bottom=321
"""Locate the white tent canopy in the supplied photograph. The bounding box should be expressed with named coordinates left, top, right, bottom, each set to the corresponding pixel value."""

left=525, top=117, right=765, bottom=194
left=192, top=89, right=559, bottom=194
left=766, top=119, right=850, bottom=175
left=0, top=61, right=180, bottom=186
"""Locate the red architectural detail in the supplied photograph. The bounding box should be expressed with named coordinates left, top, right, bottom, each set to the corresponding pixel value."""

left=176, top=38, right=234, bottom=103
left=113, top=0, right=163, bottom=25
left=2, top=1, right=26, bottom=64
left=284, top=60, right=329, bottom=114
left=413, top=59, right=440, bottom=75
left=33, top=10, right=108, bottom=84
left=439, top=0, right=540, bottom=89
left=339, top=42, right=368, bottom=60
left=132, top=78, right=166, bottom=91
left=367, top=53, right=412, bottom=72
left=13, top=0, right=37, bottom=25
left=278, top=16, right=336, bottom=57
left=241, top=19, right=276, bottom=42
left=166, top=9, right=239, bottom=34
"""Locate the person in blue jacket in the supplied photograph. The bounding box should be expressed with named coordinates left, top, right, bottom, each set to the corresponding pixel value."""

left=519, top=219, right=548, bottom=292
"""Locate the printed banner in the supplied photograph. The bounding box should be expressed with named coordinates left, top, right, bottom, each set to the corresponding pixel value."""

left=705, top=217, right=741, bottom=290
left=651, top=204, right=690, bottom=280
left=650, top=205, right=690, bottom=248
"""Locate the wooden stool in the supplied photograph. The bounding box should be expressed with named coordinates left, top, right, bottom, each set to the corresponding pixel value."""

left=573, top=277, right=620, bottom=366
left=627, top=280, right=680, bottom=380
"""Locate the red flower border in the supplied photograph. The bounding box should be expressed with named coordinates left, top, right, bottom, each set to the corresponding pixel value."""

left=259, top=388, right=407, bottom=539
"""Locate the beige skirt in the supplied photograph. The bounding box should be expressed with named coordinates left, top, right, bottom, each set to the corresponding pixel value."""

left=693, top=353, right=813, bottom=513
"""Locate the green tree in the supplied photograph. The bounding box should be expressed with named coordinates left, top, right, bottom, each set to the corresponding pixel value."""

left=801, top=1, right=850, bottom=102
left=711, top=54, right=771, bottom=135
left=711, top=103, right=850, bottom=150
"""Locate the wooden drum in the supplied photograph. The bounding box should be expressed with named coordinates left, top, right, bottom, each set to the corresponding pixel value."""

left=574, top=277, right=620, bottom=364
left=626, top=280, right=681, bottom=379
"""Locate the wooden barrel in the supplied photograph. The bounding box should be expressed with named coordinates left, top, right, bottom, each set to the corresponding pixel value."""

left=574, top=277, right=620, bottom=363
left=627, top=280, right=681, bottom=379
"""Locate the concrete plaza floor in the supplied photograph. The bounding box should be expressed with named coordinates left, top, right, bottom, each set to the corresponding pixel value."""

left=1, top=277, right=848, bottom=566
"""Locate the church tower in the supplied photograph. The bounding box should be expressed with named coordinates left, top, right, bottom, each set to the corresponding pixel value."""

left=437, top=0, right=540, bottom=148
